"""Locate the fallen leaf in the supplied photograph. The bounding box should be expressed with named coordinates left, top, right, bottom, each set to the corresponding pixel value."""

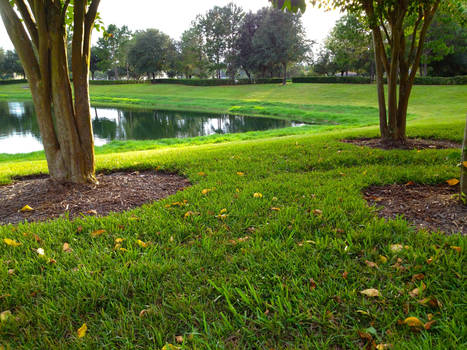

left=360, top=289, right=380, bottom=297
left=115, top=238, right=124, bottom=244
left=137, top=240, right=150, bottom=248
left=390, top=244, right=404, bottom=252
left=365, top=260, right=379, bottom=268
left=426, top=257, right=433, bottom=264
left=342, top=271, right=348, bottom=279
left=229, top=236, right=250, bottom=245
left=139, top=309, right=149, bottom=318
left=409, top=282, right=426, bottom=298
left=62, top=243, right=72, bottom=253
left=161, top=345, right=180, bottom=350
left=48, top=258, right=57, bottom=264
left=427, top=313, right=434, bottom=321
left=77, top=323, right=87, bottom=338
left=0, top=310, right=12, bottom=322
left=405, top=181, right=415, bottom=186
left=417, top=296, right=442, bottom=308
left=86, top=209, right=98, bottom=215
left=184, top=211, right=195, bottom=218
left=201, top=189, right=211, bottom=195
left=463, top=161, right=467, bottom=168
left=197, top=171, right=206, bottom=177
left=411, top=273, right=425, bottom=282
left=309, top=278, right=317, bottom=291
left=403, top=316, right=424, bottom=328
left=446, top=178, right=460, bottom=186
left=253, top=192, right=263, bottom=198
left=270, top=207, right=281, bottom=211
left=424, top=320, right=435, bottom=330
left=91, top=229, right=106, bottom=237
left=379, top=255, right=388, bottom=264
left=3, top=238, right=21, bottom=247
left=313, top=209, right=323, bottom=216
left=20, top=205, right=34, bottom=212
left=175, top=335, right=184, bottom=344
left=36, top=248, right=45, bottom=256
left=236, top=172, right=245, bottom=176
left=7, top=269, right=15, bottom=275
left=450, top=246, right=461, bottom=253
left=376, top=344, right=393, bottom=349
left=219, top=208, right=227, bottom=215
left=357, top=330, right=373, bottom=342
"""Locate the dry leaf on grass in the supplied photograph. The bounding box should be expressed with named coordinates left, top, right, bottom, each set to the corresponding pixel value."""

left=360, top=289, right=380, bottom=297
left=403, top=317, right=424, bottom=328
left=91, top=229, right=106, bottom=237
left=77, top=323, right=87, bottom=338
left=3, top=238, right=21, bottom=247
left=446, top=178, right=460, bottom=186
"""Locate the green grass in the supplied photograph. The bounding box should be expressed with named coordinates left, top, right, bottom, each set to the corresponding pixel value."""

left=0, top=83, right=466, bottom=349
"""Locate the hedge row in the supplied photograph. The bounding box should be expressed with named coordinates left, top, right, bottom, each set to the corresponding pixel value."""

left=0, top=79, right=27, bottom=85
left=89, top=80, right=150, bottom=85
left=151, top=78, right=283, bottom=86
left=292, top=75, right=467, bottom=85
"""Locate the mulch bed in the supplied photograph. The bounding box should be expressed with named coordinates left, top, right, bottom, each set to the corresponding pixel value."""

left=342, top=138, right=461, bottom=150
left=364, top=183, right=466, bottom=234
left=0, top=171, right=191, bottom=225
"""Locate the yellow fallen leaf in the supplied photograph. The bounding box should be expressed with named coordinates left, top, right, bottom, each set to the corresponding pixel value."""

left=376, top=344, right=393, bottom=349
left=253, top=192, right=263, bottom=198
left=197, top=172, right=206, bottom=177
left=403, top=317, right=424, bottom=328
left=379, top=255, right=388, bottom=264
left=360, top=289, right=380, bottom=297
left=446, top=178, right=460, bottom=186
left=161, top=345, right=180, bottom=350
left=62, top=243, right=72, bottom=252
left=184, top=211, right=195, bottom=218
left=3, top=238, right=21, bottom=247
left=91, top=229, right=106, bottom=237
left=270, top=207, right=281, bottom=211
left=390, top=244, right=404, bottom=252
left=0, top=310, right=12, bottom=322
left=365, top=260, right=378, bottom=268
left=463, top=161, right=467, bottom=168
left=115, top=238, right=124, bottom=244
left=236, top=172, right=245, bottom=176
left=201, top=189, right=211, bottom=195
left=219, top=208, right=227, bottom=215
left=77, top=323, right=87, bottom=338
left=20, top=205, right=34, bottom=212
left=313, top=209, right=323, bottom=216
left=450, top=246, right=461, bottom=253
left=137, top=240, right=149, bottom=248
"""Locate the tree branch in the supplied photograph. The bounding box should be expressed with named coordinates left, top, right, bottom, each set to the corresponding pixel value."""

left=14, top=0, right=39, bottom=48
left=0, top=0, right=40, bottom=80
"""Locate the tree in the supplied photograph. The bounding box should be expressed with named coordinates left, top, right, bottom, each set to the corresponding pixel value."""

left=253, top=8, right=309, bottom=84
left=196, top=3, right=244, bottom=79
left=96, top=24, right=132, bottom=80
left=324, top=14, right=373, bottom=76
left=422, top=11, right=467, bottom=76
left=127, top=29, right=172, bottom=80
left=179, top=27, right=209, bottom=78
left=0, top=50, right=24, bottom=79
left=270, top=0, right=465, bottom=142
left=0, top=0, right=100, bottom=183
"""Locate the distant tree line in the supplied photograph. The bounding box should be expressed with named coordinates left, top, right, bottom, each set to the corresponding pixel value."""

left=0, top=49, right=24, bottom=79
left=312, top=11, right=467, bottom=78
left=89, top=4, right=310, bottom=84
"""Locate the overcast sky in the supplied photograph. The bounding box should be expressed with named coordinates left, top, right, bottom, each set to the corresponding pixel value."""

left=0, top=0, right=342, bottom=50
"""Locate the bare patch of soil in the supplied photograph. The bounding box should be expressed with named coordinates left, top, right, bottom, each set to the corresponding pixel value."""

left=342, top=138, right=461, bottom=150
left=0, top=171, right=191, bottom=225
left=364, top=183, right=466, bottom=234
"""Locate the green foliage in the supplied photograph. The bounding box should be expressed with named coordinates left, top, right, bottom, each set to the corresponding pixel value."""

left=293, top=76, right=371, bottom=84
left=150, top=78, right=284, bottom=86
left=89, top=80, right=150, bottom=85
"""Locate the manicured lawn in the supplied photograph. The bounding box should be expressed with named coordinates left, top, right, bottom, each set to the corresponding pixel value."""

left=0, top=83, right=466, bottom=349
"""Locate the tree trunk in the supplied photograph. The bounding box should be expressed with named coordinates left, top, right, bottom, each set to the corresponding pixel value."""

left=461, top=115, right=467, bottom=199
left=372, top=31, right=388, bottom=139
left=0, top=0, right=99, bottom=184
left=282, top=62, right=287, bottom=85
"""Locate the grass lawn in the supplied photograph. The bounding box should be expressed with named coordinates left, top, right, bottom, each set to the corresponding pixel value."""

left=0, top=83, right=466, bottom=349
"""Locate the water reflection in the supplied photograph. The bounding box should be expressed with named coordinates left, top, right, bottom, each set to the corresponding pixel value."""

left=0, top=100, right=304, bottom=154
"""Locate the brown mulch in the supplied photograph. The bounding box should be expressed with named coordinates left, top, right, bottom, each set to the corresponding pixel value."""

left=342, top=138, right=461, bottom=150
left=364, top=183, right=466, bottom=234
left=0, top=171, right=191, bottom=225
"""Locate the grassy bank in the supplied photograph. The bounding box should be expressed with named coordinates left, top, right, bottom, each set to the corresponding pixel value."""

left=0, top=122, right=466, bottom=349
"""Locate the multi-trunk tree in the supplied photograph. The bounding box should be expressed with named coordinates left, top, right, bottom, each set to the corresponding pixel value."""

left=271, top=0, right=464, bottom=142
left=0, top=0, right=101, bottom=184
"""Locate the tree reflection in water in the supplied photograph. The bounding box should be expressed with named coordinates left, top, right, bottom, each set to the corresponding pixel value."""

left=0, top=101, right=303, bottom=153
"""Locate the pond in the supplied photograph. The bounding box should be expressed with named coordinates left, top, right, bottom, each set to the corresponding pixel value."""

left=0, top=101, right=305, bottom=154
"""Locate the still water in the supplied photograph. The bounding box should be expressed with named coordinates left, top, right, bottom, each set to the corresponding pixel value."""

left=0, top=101, right=304, bottom=154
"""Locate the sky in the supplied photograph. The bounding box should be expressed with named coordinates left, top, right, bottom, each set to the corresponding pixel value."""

left=0, top=0, right=342, bottom=50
